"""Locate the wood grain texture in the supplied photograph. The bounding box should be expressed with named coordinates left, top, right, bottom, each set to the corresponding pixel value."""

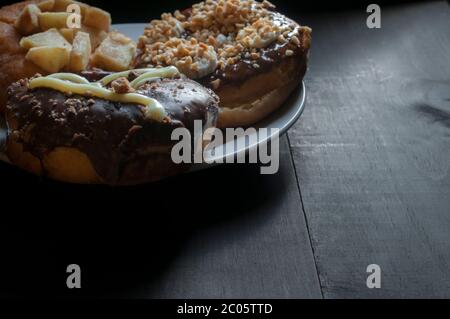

left=0, top=136, right=322, bottom=298
left=289, top=1, right=450, bottom=298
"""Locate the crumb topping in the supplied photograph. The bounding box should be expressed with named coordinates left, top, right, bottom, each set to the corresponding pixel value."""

left=111, top=77, right=135, bottom=94
left=138, top=0, right=302, bottom=80
left=141, top=38, right=218, bottom=79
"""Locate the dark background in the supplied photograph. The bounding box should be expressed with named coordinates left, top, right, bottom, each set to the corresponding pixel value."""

left=1, top=0, right=449, bottom=299
left=59, top=0, right=419, bottom=22
left=1, top=0, right=422, bottom=22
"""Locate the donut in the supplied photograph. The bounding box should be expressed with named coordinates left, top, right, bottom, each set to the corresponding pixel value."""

left=5, top=68, right=219, bottom=185
left=135, top=0, right=311, bottom=127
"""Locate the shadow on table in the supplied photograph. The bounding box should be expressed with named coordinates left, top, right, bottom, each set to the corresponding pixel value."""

left=0, top=161, right=284, bottom=298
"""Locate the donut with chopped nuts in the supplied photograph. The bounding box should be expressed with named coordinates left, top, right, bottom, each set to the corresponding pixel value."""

left=135, top=0, right=311, bottom=127
left=5, top=70, right=219, bottom=185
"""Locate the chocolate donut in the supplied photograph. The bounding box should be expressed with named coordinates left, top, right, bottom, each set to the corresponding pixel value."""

left=135, top=0, right=311, bottom=127
left=5, top=71, right=219, bottom=185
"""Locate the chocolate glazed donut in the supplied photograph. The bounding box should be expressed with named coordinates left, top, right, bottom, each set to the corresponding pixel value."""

left=135, top=0, right=312, bottom=128
left=5, top=75, right=219, bottom=185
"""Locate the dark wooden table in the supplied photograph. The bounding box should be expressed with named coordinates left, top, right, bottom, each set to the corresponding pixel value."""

left=0, top=1, right=449, bottom=299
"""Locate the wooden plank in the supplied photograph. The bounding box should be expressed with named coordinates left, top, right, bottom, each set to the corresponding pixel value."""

left=142, top=137, right=322, bottom=299
left=289, top=2, right=450, bottom=298
left=0, top=136, right=322, bottom=298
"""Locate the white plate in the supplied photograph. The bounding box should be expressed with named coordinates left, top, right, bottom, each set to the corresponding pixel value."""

left=0, top=23, right=306, bottom=168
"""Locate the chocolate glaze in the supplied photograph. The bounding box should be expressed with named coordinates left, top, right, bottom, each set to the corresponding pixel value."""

left=199, top=14, right=310, bottom=89
left=6, top=76, right=219, bottom=185
left=80, top=69, right=114, bottom=82
left=206, top=20, right=309, bottom=88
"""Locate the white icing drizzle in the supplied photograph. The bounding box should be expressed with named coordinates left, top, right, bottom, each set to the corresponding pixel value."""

left=28, top=67, right=181, bottom=122
left=47, top=73, right=91, bottom=84
left=99, top=66, right=179, bottom=88
left=129, top=66, right=179, bottom=88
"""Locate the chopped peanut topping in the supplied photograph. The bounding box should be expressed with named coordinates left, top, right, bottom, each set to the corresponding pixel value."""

left=138, top=0, right=302, bottom=79
left=111, top=77, right=135, bottom=94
